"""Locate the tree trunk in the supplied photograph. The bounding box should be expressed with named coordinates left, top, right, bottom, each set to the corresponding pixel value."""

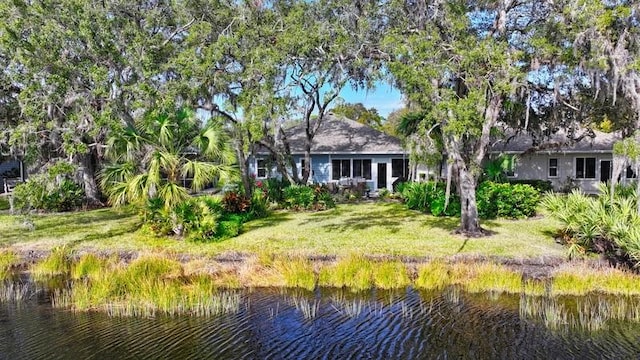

left=457, top=165, right=482, bottom=235
left=234, top=144, right=252, bottom=197
left=78, top=151, right=101, bottom=206
left=301, top=146, right=311, bottom=184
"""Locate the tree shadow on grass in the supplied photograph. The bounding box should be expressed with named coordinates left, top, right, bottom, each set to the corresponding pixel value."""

left=242, top=211, right=293, bottom=231
left=299, top=203, right=422, bottom=234
left=71, top=222, right=142, bottom=246
left=1, top=209, right=138, bottom=246
left=31, top=209, right=135, bottom=233
left=420, top=216, right=502, bottom=235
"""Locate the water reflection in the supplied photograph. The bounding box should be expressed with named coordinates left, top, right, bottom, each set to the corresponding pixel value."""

left=1, top=281, right=640, bottom=359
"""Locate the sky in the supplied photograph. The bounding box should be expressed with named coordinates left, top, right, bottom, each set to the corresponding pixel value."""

left=335, top=82, right=404, bottom=118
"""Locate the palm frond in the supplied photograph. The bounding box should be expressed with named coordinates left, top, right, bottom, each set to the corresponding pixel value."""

left=126, top=174, right=151, bottom=204
left=99, top=162, right=136, bottom=191
left=157, top=182, right=190, bottom=210
left=182, top=160, right=221, bottom=191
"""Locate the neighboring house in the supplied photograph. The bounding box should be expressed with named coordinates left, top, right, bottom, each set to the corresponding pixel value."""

left=0, top=158, right=26, bottom=193
left=249, top=114, right=410, bottom=192
left=491, top=130, right=633, bottom=193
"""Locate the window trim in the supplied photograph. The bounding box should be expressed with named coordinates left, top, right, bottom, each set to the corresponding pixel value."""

left=548, top=158, right=558, bottom=178
left=391, top=158, right=409, bottom=178
left=575, top=157, right=597, bottom=180
left=256, top=158, right=267, bottom=179
left=331, top=159, right=352, bottom=180
left=353, top=159, right=372, bottom=180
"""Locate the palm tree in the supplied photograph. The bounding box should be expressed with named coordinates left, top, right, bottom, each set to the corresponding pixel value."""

left=100, top=108, right=236, bottom=211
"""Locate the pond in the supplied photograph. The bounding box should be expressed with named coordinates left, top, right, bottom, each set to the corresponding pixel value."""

left=2, top=282, right=640, bottom=359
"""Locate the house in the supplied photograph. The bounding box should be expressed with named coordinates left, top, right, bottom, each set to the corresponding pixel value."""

left=249, top=114, right=410, bottom=192
left=491, top=130, right=633, bottom=193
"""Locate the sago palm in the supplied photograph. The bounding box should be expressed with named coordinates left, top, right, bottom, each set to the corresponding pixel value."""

left=100, top=108, right=236, bottom=210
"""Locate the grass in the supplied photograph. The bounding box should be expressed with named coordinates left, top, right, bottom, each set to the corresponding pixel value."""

left=551, top=265, right=640, bottom=296
left=274, top=257, right=316, bottom=291
left=31, top=246, right=72, bottom=279
left=0, top=251, right=18, bottom=280
left=0, top=197, right=9, bottom=211
left=52, top=255, right=241, bottom=317
left=319, top=256, right=375, bottom=291
left=71, top=254, right=108, bottom=280
left=0, top=202, right=565, bottom=259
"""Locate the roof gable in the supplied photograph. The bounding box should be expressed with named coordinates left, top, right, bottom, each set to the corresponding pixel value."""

left=284, top=114, right=405, bottom=154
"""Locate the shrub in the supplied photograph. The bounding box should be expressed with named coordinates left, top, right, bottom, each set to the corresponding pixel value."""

left=222, top=191, right=250, bottom=214
left=401, top=181, right=538, bottom=219
left=248, top=190, right=269, bottom=219
left=400, top=181, right=460, bottom=216
left=281, top=184, right=336, bottom=211
left=216, top=214, right=244, bottom=239
left=508, top=179, right=553, bottom=193
left=0, top=197, right=10, bottom=211
left=283, top=185, right=315, bottom=209
left=12, top=163, right=85, bottom=213
left=142, top=196, right=221, bottom=241
left=476, top=181, right=539, bottom=219
left=259, top=178, right=290, bottom=204
left=541, top=186, right=640, bottom=267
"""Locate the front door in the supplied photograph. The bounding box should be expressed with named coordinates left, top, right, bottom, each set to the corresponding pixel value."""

left=377, top=163, right=387, bottom=190
left=601, top=160, right=611, bottom=182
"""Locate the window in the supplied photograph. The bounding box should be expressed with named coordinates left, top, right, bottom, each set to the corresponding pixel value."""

left=391, top=159, right=409, bottom=178
left=353, top=159, right=372, bottom=180
left=576, top=157, right=596, bottom=179
left=548, top=158, right=558, bottom=178
left=256, top=159, right=267, bottom=178
left=627, top=166, right=637, bottom=179
left=332, top=159, right=351, bottom=180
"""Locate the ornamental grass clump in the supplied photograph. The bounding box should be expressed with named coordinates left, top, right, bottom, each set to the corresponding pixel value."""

left=456, top=263, right=523, bottom=294
left=71, top=254, right=108, bottom=280
left=319, top=256, right=374, bottom=291
left=275, top=257, right=316, bottom=291
left=31, top=246, right=72, bottom=279
left=53, top=255, right=241, bottom=317
left=0, top=251, right=18, bottom=280
left=373, top=261, right=410, bottom=289
left=415, top=261, right=451, bottom=290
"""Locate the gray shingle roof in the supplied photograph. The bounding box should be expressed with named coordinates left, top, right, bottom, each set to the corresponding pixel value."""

left=283, top=114, right=406, bottom=154
left=492, top=129, right=622, bottom=154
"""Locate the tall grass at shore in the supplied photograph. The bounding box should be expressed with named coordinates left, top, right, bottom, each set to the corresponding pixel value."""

left=551, top=265, right=640, bottom=296
left=274, top=257, right=316, bottom=291
left=71, top=254, right=109, bottom=280
left=373, top=260, right=411, bottom=289
left=319, top=256, right=375, bottom=291
left=20, top=252, right=640, bottom=318
left=52, top=255, right=242, bottom=316
left=414, top=261, right=541, bottom=295
left=0, top=251, right=18, bottom=280
left=31, top=246, right=72, bottom=279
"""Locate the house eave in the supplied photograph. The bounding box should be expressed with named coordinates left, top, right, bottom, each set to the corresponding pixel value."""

left=254, top=151, right=408, bottom=156
left=491, top=149, right=613, bottom=155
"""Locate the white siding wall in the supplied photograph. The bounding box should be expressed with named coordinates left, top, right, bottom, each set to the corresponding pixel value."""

left=512, top=152, right=611, bottom=193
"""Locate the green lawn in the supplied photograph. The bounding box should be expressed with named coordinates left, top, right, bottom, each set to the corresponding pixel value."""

left=0, top=202, right=565, bottom=259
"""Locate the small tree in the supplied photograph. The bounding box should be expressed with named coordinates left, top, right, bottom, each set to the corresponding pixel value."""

left=101, top=108, right=235, bottom=213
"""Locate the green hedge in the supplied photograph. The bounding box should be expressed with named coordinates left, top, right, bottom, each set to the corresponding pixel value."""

left=399, top=181, right=460, bottom=217
left=477, top=181, right=540, bottom=219
left=507, top=179, right=553, bottom=193
left=283, top=185, right=335, bottom=211
left=400, top=181, right=539, bottom=219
